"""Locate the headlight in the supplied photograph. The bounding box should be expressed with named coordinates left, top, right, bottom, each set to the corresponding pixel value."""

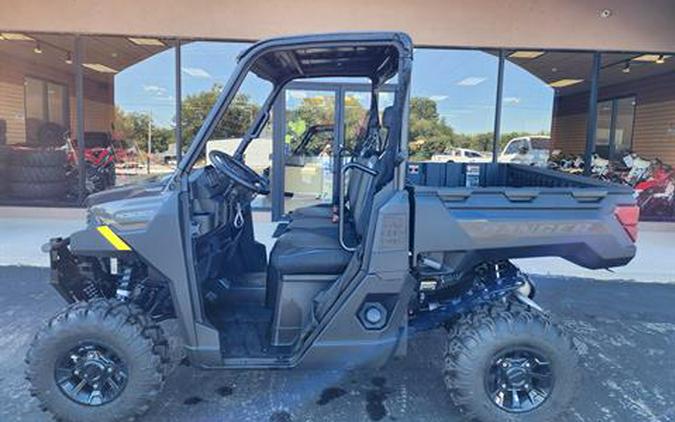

left=86, top=208, right=99, bottom=228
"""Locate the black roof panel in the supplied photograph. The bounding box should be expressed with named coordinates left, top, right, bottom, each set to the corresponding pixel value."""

left=238, top=32, right=412, bottom=83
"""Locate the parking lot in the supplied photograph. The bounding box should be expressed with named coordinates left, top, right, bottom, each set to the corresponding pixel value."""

left=1, top=266, right=674, bottom=421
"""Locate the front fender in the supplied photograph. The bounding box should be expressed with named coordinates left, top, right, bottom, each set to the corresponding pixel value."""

left=70, top=226, right=134, bottom=257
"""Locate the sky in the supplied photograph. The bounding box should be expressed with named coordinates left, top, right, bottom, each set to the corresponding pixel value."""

left=115, top=42, right=554, bottom=134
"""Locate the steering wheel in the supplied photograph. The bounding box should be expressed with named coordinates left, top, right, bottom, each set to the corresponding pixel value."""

left=208, top=150, right=270, bottom=195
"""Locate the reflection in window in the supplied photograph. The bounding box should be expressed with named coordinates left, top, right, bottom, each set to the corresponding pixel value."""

left=180, top=41, right=251, bottom=147
left=343, top=91, right=394, bottom=151
left=285, top=90, right=335, bottom=154
left=47, top=83, right=66, bottom=126
left=199, top=71, right=273, bottom=170
left=409, top=49, right=498, bottom=161
left=499, top=51, right=556, bottom=165
left=24, top=77, right=68, bottom=144
left=25, top=78, right=46, bottom=122
left=596, top=96, right=635, bottom=159
left=111, top=37, right=176, bottom=181
left=25, top=78, right=68, bottom=127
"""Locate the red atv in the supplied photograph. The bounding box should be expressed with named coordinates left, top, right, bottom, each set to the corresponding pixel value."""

left=636, top=160, right=675, bottom=219
left=66, top=132, right=118, bottom=195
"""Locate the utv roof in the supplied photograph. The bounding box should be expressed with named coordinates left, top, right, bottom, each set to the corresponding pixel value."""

left=238, top=32, right=413, bottom=84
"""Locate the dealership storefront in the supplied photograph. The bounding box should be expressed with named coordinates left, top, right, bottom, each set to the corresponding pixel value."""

left=0, top=1, right=674, bottom=217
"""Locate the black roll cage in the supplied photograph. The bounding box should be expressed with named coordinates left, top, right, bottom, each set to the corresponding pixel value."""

left=169, top=32, right=413, bottom=190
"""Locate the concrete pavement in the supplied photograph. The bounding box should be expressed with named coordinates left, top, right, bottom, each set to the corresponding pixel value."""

left=1, top=267, right=674, bottom=421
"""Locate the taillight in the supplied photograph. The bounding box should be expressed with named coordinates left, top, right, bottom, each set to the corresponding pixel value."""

left=614, top=205, right=639, bottom=242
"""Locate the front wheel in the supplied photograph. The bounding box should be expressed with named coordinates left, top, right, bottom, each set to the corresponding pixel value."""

left=444, top=299, right=579, bottom=422
left=26, top=299, right=169, bottom=422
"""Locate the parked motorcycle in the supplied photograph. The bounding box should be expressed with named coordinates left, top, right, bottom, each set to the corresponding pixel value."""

left=548, top=151, right=675, bottom=220
left=635, top=160, right=675, bottom=219
left=64, top=132, right=118, bottom=199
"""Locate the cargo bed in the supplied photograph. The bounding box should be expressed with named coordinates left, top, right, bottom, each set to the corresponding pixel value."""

left=409, top=163, right=638, bottom=273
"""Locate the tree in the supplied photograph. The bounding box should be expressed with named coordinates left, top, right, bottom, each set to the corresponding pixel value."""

left=180, top=84, right=260, bottom=151
left=408, top=97, right=455, bottom=160
left=114, top=107, right=173, bottom=154
left=285, top=94, right=369, bottom=155
left=285, top=96, right=332, bottom=155
left=410, top=97, right=440, bottom=121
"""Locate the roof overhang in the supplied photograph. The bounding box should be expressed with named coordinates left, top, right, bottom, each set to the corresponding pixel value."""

left=0, top=0, right=674, bottom=53
left=506, top=50, right=675, bottom=95
left=0, top=33, right=172, bottom=82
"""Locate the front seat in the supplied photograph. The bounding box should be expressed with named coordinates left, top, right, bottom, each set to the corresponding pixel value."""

left=266, top=148, right=380, bottom=305
left=265, top=151, right=380, bottom=347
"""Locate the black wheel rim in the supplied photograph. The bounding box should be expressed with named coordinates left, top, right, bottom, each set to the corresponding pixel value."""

left=485, top=348, right=553, bottom=413
left=55, top=342, right=128, bottom=406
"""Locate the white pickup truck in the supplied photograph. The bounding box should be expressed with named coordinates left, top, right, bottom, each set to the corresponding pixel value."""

left=432, top=147, right=490, bottom=163
left=500, top=135, right=551, bottom=166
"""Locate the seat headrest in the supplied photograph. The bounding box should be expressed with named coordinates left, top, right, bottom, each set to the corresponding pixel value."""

left=382, top=106, right=395, bottom=129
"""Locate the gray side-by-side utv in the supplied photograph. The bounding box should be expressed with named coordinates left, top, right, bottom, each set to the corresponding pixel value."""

left=26, top=33, right=638, bottom=422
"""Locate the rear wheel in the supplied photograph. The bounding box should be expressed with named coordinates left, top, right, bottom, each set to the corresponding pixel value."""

left=444, top=299, right=578, bottom=422
left=26, top=299, right=169, bottom=422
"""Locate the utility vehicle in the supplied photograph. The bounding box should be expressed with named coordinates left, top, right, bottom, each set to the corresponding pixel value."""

left=26, top=33, right=638, bottom=422
left=499, top=135, right=552, bottom=167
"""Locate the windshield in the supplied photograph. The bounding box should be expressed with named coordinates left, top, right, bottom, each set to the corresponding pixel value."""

left=504, top=140, right=524, bottom=155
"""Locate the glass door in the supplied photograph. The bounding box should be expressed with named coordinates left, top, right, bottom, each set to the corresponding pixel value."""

left=282, top=88, right=338, bottom=213
left=596, top=96, right=636, bottom=159
left=270, top=82, right=397, bottom=221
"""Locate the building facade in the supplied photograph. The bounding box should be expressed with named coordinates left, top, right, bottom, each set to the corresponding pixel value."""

left=0, top=0, right=673, bottom=212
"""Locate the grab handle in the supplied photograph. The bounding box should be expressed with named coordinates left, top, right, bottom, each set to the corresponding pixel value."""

left=339, top=162, right=378, bottom=252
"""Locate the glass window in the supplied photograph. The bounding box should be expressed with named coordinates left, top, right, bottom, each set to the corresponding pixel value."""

left=25, top=77, right=68, bottom=126
left=180, top=41, right=251, bottom=147
left=410, top=48, right=498, bottom=161
left=342, top=90, right=395, bottom=151
left=504, top=139, right=523, bottom=155
left=595, top=96, right=636, bottom=159
left=502, top=51, right=594, bottom=167
left=180, top=41, right=276, bottom=170
left=108, top=35, right=176, bottom=181
left=595, top=101, right=612, bottom=148
left=613, top=97, right=636, bottom=154
left=25, top=77, right=45, bottom=121
left=286, top=89, right=335, bottom=154
left=530, top=137, right=551, bottom=150
left=200, top=70, right=273, bottom=170
left=343, top=91, right=369, bottom=151
left=47, top=82, right=66, bottom=126
left=24, top=77, right=68, bottom=144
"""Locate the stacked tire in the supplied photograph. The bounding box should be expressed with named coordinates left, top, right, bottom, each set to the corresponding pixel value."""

left=9, top=146, right=68, bottom=199
left=0, top=120, right=7, bottom=196
left=0, top=145, right=8, bottom=196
